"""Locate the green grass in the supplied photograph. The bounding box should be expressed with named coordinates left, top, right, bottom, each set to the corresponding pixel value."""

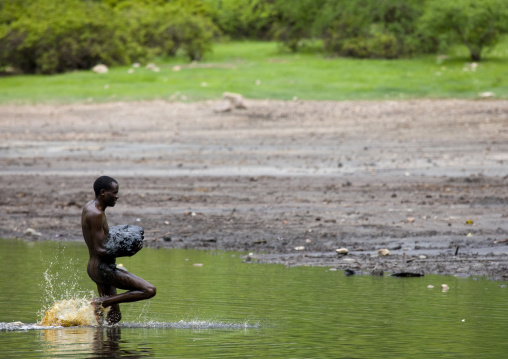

left=1, top=40, right=508, bottom=104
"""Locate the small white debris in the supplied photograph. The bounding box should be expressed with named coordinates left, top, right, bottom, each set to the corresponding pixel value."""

left=92, top=64, right=108, bottom=74
left=132, top=63, right=140, bottom=68
left=214, top=100, right=232, bottom=113
left=377, top=248, right=391, bottom=256
left=427, top=285, right=434, bottom=289
left=145, top=63, right=160, bottom=72
left=342, top=258, right=356, bottom=263
left=335, top=248, right=349, bottom=255
left=24, top=228, right=42, bottom=236
left=478, top=92, right=495, bottom=98
left=294, top=246, right=305, bottom=251
left=441, top=284, right=449, bottom=292
left=127, top=68, right=134, bottom=74
left=222, top=92, right=247, bottom=109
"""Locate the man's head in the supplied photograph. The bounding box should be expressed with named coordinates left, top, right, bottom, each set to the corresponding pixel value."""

left=93, top=176, right=119, bottom=207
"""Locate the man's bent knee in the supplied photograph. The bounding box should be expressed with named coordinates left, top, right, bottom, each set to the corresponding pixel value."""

left=145, top=284, right=156, bottom=299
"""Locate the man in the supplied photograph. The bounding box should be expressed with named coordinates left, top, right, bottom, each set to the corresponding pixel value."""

left=81, top=176, right=156, bottom=325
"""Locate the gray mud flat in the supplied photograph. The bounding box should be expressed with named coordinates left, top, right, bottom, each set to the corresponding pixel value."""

left=1, top=99, right=508, bottom=280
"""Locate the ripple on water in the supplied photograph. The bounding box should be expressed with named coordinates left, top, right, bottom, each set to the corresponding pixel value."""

left=0, top=320, right=259, bottom=332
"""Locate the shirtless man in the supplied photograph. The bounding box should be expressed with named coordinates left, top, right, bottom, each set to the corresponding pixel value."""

left=81, top=176, right=156, bottom=325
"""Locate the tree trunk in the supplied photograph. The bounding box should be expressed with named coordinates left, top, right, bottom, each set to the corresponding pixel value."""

left=470, top=49, right=482, bottom=62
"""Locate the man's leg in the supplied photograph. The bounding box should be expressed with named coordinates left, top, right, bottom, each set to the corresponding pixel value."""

left=97, top=284, right=122, bottom=324
left=95, top=269, right=156, bottom=324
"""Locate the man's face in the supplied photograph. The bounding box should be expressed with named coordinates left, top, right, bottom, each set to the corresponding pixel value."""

left=102, top=182, right=119, bottom=207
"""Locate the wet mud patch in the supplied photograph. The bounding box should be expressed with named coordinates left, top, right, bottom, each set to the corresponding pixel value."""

left=1, top=99, right=508, bottom=280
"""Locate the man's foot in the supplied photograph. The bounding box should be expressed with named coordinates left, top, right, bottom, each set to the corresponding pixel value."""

left=106, top=309, right=121, bottom=325
left=91, top=299, right=104, bottom=326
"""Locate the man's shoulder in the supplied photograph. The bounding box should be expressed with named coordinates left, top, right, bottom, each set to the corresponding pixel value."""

left=83, top=200, right=103, bottom=219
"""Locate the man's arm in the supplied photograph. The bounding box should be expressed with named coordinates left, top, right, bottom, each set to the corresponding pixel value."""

left=88, top=212, right=111, bottom=258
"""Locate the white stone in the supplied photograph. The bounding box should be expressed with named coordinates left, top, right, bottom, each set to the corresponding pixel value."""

left=92, top=64, right=108, bottom=74
left=222, top=92, right=247, bottom=109
left=479, top=92, right=495, bottom=98
left=24, top=228, right=42, bottom=236
left=335, top=248, right=349, bottom=255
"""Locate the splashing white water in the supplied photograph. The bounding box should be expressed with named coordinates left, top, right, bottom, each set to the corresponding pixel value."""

left=37, top=246, right=103, bottom=327
left=39, top=298, right=103, bottom=327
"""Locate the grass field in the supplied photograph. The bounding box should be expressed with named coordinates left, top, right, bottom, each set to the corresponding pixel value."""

left=1, top=41, right=507, bottom=104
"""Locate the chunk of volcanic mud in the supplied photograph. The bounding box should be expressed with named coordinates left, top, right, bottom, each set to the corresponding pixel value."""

left=105, top=225, right=144, bottom=257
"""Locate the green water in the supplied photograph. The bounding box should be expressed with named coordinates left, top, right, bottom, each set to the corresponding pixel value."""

left=1, top=238, right=507, bottom=358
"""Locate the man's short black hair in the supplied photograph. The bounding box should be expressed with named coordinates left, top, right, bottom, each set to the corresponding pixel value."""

left=93, top=176, right=118, bottom=197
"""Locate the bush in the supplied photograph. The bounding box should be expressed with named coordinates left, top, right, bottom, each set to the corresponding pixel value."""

left=337, top=26, right=399, bottom=59
left=272, top=0, right=327, bottom=52
left=321, top=0, right=432, bottom=59
left=0, top=0, right=138, bottom=74
left=0, top=0, right=217, bottom=74
left=119, top=3, right=217, bottom=62
left=204, top=0, right=277, bottom=40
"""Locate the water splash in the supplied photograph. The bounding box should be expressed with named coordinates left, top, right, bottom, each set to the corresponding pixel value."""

left=38, top=246, right=88, bottom=314
left=36, top=245, right=105, bottom=327
left=39, top=297, right=105, bottom=327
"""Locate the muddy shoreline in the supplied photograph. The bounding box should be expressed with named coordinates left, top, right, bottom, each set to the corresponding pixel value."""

left=1, top=99, right=508, bottom=280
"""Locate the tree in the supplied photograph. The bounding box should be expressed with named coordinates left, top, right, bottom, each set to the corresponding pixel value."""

left=419, top=0, right=508, bottom=61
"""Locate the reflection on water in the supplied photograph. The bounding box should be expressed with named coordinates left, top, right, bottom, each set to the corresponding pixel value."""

left=41, top=326, right=152, bottom=358
left=1, top=238, right=508, bottom=358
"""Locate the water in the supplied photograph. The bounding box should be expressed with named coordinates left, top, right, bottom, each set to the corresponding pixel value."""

left=1, top=238, right=507, bottom=358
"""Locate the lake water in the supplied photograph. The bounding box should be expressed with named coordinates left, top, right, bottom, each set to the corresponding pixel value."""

left=1, top=238, right=507, bottom=358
